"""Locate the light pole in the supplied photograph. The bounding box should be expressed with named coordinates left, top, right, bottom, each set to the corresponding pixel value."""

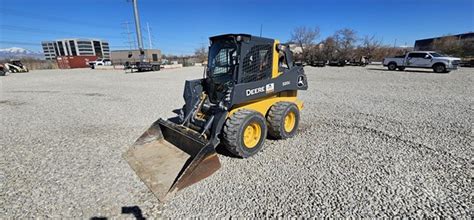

left=131, top=0, right=145, bottom=61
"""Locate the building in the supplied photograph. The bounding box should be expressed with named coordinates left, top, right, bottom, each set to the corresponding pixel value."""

left=414, top=32, right=474, bottom=56
left=110, top=49, right=161, bottom=64
left=41, top=38, right=110, bottom=60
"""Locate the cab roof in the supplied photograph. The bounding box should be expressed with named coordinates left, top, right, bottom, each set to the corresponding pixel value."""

left=209, top=34, right=275, bottom=44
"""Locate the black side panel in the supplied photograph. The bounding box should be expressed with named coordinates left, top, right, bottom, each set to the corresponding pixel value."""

left=230, top=66, right=308, bottom=105
left=183, top=79, right=203, bottom=116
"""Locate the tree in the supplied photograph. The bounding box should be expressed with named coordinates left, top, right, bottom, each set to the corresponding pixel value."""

left=333, top=28, right=357, bottom=60
left=290, top=26, right=320, bottom=61
left=370, top=46, right=407, bottom=62
left=194, top=46, right=208, bottom=63
left=321, top=37, right=338, bottom=61
left=361, top=35, right=382, bottom=58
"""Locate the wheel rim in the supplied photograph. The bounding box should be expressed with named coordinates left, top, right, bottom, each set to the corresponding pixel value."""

left=436, top=66, right=444, bottom=72
left=243, top=122, right=261, bottom=148
left=284, top=111, right=296, bottom=133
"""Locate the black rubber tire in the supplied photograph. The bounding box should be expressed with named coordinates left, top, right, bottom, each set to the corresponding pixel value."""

left=266, top=102, right=300, bottom=139
left=433, top=64, right=446, bottom=73
left=222, top=109, right=267, bottom=158
left=0, top=70, right=5, bottom=76
left=397, top=67, right=405, bottom=71
left=388, top=62, right=397, bottom=71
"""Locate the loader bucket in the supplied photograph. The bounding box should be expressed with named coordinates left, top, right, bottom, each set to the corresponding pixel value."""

left=123, top=119, right=221, bottom=201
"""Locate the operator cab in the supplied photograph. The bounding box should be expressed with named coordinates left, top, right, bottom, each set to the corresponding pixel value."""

left=9, top=59, right=24, bottom=67
left=205, top=34, right=277, bottom=103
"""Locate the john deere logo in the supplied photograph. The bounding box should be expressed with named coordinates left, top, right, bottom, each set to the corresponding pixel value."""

left=246, top=86, right=265, bottom=96
left=265, top=83, right=274, bottom=93
left=297, top=75, right=305, bottom=87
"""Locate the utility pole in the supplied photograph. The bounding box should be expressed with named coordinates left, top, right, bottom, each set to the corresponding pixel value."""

left=147, top=22, right=153, bottom=49
left=131, top=0, right=145, bottom=61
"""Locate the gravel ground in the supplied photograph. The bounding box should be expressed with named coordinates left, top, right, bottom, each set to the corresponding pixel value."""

left=1, top=66, right=472, bottom=218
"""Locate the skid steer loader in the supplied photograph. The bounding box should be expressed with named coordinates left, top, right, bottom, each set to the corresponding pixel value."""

left=124, top=34, right=308, bottom=201
left=4, top=60, right=28, bottom=73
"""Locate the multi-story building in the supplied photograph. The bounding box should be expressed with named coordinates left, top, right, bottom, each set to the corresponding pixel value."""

left=41, top=38, right=110, bottom=60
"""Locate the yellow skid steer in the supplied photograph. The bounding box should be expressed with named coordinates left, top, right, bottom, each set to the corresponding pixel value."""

left=124, top=34, right=308, bottom=201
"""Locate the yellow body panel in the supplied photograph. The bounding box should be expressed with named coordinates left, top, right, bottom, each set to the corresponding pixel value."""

left=228, top=93, right=303, bottom=118
left=272, top=40, right=282, bottom=79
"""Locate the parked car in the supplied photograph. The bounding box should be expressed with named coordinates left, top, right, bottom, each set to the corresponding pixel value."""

left=328, top=59, right=346, bottom=67
left=309, top=60, right=326, bottom=67
left=0, top=64, right=9, bottom=76
left=348, top=56, right=370, bottom=66
left=88, top=58, right=112, bottom=69
left=383, top=51, right=461, bottom=73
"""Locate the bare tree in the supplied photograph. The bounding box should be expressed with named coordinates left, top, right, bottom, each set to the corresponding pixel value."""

left=194, top=46, right=208, bottom=63
left=361, top=35, right=382, bottom=58
left=370, top=46, right=407, bottom=62
left=333, top=28, right=357, bottom=60
left=321, top=37, right=338, bottom=61
left=290, top=26, right=320, bottom=61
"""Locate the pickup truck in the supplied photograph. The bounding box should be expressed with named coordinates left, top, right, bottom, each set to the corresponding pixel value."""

left=383, top=51, right=461, bottom=73
left=88, top=58, right=112, bottom=69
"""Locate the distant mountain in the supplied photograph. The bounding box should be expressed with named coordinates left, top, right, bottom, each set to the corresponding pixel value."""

left=0, top=47, right=44, bottom=60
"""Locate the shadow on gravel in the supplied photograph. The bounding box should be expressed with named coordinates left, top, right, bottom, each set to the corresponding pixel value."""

left=215, top=144, right=241, bottom=158
left=90, top=206, right=146, bottom=220
left=367, top=67, right=446, bottom=74
left=216, top=123, right=311, bottom=158
left=121, top=206, right=145, bottom=220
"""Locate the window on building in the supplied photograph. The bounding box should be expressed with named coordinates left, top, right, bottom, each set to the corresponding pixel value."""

left=53, top=43, right=60, bottom=56
left=93, top=41, right=102, bottom=58
left=69, top=40, right=77, bottom=56
left=57, top=41, right=65, bottom=56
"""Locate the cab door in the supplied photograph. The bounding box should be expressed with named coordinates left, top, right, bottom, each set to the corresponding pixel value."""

left=406, top=52, right=431, bottom=67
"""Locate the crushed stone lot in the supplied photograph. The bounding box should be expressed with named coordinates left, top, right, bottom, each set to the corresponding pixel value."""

left=0, top=66, right=472, bottom=218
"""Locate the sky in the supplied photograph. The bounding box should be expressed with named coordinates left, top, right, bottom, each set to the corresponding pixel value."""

left=0, top=0, right=473, bottom=55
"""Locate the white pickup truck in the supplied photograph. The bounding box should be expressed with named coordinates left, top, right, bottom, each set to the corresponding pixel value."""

left=88, top=58, right=112, bottom=69
left=383, top=51, right=461, bottom=73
